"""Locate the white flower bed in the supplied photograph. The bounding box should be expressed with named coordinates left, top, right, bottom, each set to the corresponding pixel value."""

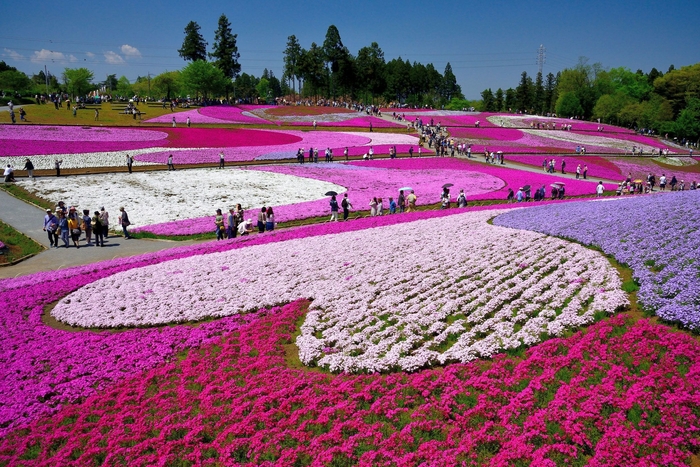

left=52, top=210, right=628, bottom=373
left=1, top=147, right=177, bottom=170
left=17, top=169, right=343, bottom=227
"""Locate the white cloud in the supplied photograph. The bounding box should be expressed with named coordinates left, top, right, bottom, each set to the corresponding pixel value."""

left=86, top=52, right=95, bottom=58
left=2, top=48, right=24, bottom=61
left=104, top=51, right=125, bottom=64
left=31, top=49, right=67, bottom=63
left=68, top=54, right=78, bottom=62
left=120, top=44, right=141, bottom=58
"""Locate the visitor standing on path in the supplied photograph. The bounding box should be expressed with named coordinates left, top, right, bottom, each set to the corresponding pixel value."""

left=119, top=207, right=132, bottom=239
left=172, top=117, right=176, bottom=127
left=257, top=207, right=267, bottom=233
left=67, top=211, right=81, bottom=249
left=596, top=182, right=604, bottom=197
left=265, top=207, right=275, bottom=231
left=219, top=151, right=225, bottom=169
left=167, top=154, right=175, bottom=171
left=54, top=159, right=62, bottom=177
left=92, top=211, right=104, bottom=247
left=99, top=207, right=109, bottom=239
left=406, top=191, right=417, bottom=212
left=23, top=158, right=34, bottom=179
left=329, top=195, right=339, bottom=221
left=215, top=209, right=225, bottom=240
left=58, top=211, right=69, bottom=247
left=126, top=154, right=133, bottom=173
left=398, top=190, right=405, bottom=213
left=341, top=193, right=352, bottom=220
left=82, top=209, right=93, bottom=245
left=43, top=209, right=59, bottom=248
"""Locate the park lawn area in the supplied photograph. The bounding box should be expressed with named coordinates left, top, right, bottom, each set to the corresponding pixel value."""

left=6, top=102, right=193, bottom=127
left=0, top=220, right=44, bottom=265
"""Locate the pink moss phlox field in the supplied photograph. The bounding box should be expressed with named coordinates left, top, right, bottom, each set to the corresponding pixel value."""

left=143, top=108, right=231, bottom=124
left=506, top=155, right=623, bottom=180
left=288, top=116, right=404, bottom=128
left=3, top=303, right=699, bottom=466
left=0, top=206, right=528, bottom=432
left=198, top=106, right=274, bottom=124
left=134, top=158, right=615, bottom=236
left=0, top=126, right=168, bottom=157
left=162, top=128, right=301, bottom=148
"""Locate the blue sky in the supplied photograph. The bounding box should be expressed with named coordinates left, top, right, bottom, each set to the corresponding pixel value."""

left=1, top=0, right=698, bottom=99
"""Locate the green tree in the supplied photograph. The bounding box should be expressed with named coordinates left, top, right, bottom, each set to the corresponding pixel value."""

left=256, top=78, right=270, bottom=101
left=116, top=76, right=133, bottom=97
left=593, top=92, right=634, bottom=124
left=673, top=97, right=700, bottom=140
left=555, top=91, right=584, bottom=117
left=441, top=62, right=461, bottom=102
left=504, top=88, right=516, bottom=111
left=298, top=43, right=326, bottom=99
left=62, top=67, right=94, bottom=98
left=178, top=21, right=207, bottom=62
left=515, top=71, right=533, bottom=112
left=543, top=72, right=558, bottom=114
left=356, top=42, right=386, bottom=101
left=209, top=14, right=240, bottom=95
left=533, top=72, right=545, bottom=114
left=234, top=73, right=259, bottom=100
left=180, top=60, right=227, bottom=98
left=494, top=88, right=505, bottom=112
left=0, top=70, right=31, bottom=92
left=152, top=71, right=182, bottom=99
left=653, top=63, right=700, bottom=116
left=103, top=74, right=118, bottom=92
left=283, top=35, right=302, bottom=98
left=480, top=88, right=495, bottom=111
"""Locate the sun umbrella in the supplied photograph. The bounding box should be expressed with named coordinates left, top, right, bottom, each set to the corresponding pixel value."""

left=442, top=183, right=454, bottom=188
left=522, top=185, right=531, bottom=191
left=553, top=181, right=565, bottom=186
left=634, top=179, right=643, bottom=183
left=550, top=184, right=561, bottom=188
left=325, top=191, right=338, bottom=196
left=399, top=186, right=412, bottom=192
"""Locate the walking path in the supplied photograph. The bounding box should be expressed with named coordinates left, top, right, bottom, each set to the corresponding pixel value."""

left=0, top=189, right=199, bottom=278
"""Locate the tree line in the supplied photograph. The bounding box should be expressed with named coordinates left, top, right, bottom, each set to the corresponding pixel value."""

left=480, top=58, right=700, bottom=141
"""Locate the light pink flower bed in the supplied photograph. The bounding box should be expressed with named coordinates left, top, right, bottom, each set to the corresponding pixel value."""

left=135, top=158, right=614, bottom=236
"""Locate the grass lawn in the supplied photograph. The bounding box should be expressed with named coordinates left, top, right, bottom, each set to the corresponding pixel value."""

left=0, top=220, right=44, bottom=265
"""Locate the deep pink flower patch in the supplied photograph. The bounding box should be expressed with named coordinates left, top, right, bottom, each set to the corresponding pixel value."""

left=162, top=128, right=302, bottom=148
left=198, top=106, right=274, bottom=124
left=2, top=303, right=698, bottom=466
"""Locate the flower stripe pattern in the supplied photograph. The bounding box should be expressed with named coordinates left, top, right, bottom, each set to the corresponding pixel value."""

left=52, top=210, right=628, bottom=373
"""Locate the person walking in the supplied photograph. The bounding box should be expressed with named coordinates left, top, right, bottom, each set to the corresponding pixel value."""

left=329, top=195, right=339, bottom=221
left=369, top=197, right=378, bottom=216
left=67, top=211, right=81, bottom=248
left=119, top=207, right=132, bottom=239
left=82, top=209, right=93, bottom=245
left=23, top=158, right=35, bottom=179
left=576, top=164, right=581, bottom=179
left=54, top=159, right=62, bottom=177
left=186, top=117, right=191, bottom=128
left=219, top=151, right=225, bottom=169
left=57, top=211, right=69, bottom=248
left=398, top=190, right=406, bottom=213
left=257, top=207, right=267, bottom=233
left=341, top=193, right=352, bottom=220
left=215, top=209, right=225, bottom=240
left=94, top=108, right=99, bottom=121
left=172, top=117, right=176, bottom=128
left=561, top=159, right=566, bottom=174
left=457, top=189, right=467, bottom=208
left=99, top=207, right=109, bottom=239
left=126, top=154, right=133, bottom=173
left=596, top=181, right=604, bottom=197
left=406, top=190, right=417, bottom=212
left=92, top=211, right=104, bottom=247
left=167, top=154, right=175, bottom=171
left=43, top=209, right=59, bottom=248
left=583, top=165, right=588, bottom=180
left=265, top=207, right=275, bottom=231
left=226, top=208, right=236, bottom=239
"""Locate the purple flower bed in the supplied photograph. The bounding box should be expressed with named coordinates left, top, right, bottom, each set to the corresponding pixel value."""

left=493, top=191, right=700, bottom=329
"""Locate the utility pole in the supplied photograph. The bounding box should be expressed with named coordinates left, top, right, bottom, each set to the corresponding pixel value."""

left=44, top=65, right=49, bottom=94
left=537, top=44, right=546, bottom=75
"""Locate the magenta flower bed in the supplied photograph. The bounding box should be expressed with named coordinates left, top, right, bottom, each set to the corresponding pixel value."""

left=198, top=106, right=274, bottom=124
left=134, top=158, right=614, bottom=236
left=449, top=127, right=524, bottom=141
left=3, top=302, right=699, bottom=466
left=519, top=116, right=635, bottom=133
left=506, top=155, right=623, bottom=180
left=289, top=116, right=404, bottom=128
left=144, top=109, right=231, bottom=124
left=162, top=128, right=301, bottom=149
left=0, top=126, right=168, bottom=157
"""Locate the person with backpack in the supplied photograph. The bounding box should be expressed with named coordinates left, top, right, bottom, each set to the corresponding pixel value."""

left=92, top=211, right=104, bottom=246
left=329, top=195, right=339, bottom=221
left=457, top=189, right=467, bottom=208
left=341, top=193, right=352, bottom=220
left=82, top=209, right=93, bottom=245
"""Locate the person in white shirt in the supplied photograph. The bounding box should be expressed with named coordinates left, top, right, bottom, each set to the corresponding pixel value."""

left=596, top=182, right=604, bottom=197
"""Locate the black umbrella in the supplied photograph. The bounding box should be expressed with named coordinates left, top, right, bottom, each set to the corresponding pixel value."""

left=325, top=191, right=338, bottom=196
left=522, top=185, right=531, bottom=191
left=442, top=183, right=454, bottom=188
